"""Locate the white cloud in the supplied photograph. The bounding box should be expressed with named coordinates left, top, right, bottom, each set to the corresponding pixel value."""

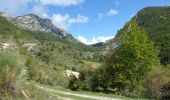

left=77, top=36, right=88, bottom=44
left=51, top=14, right=70, bottom=29
left=107, top=9, right=119, bottom=17
left=0, top=0, right=33, bottom=15
left=40, top=0, right=84, bottom=6
left=0, top=0, right=85, bottom=16
left=51, top=14, right=89, bottom=29
left=97, top=36, right=114, bottom=42
left=0, top=0, right=88, bottom=30
left=97, top=13, right=104, bottom=21
left=68, top=14, right=89, bottom=24
left=77, top=36, right=98, bottom=45
left=77, top=35, right=114, bottom=45
left=31, top=3, right=49, bottom=18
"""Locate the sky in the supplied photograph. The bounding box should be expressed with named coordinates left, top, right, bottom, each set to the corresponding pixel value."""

left=0, top=0, right=170, bottom=44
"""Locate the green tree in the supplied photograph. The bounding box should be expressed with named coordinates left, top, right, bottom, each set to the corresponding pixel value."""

left=109, top=20, right=159, bottom=95
left=90, top=20, right=160, bottom=96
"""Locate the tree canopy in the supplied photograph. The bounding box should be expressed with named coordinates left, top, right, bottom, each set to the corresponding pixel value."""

left=89, top=20, right=160, bottom=96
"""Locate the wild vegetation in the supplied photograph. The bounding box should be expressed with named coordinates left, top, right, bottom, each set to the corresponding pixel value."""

left=135, top=7, right=170, bottom=65
left=0, top=50, right=21, bottom=99
left=68, top=11, right=170, bottom=99
left=0, top=6, right=170, bottom=100
left=95, top=21, right=161, bottom=97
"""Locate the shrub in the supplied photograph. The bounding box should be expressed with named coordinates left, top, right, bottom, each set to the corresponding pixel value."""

left=27, top=62, right=69, bottom=87
left=145, top=66, right=170, bottom=99
left=68, top=76, right=85, bottom=91
left=41, top=53, right=50, bottom=64
left=0, top=50, right=21, bottom=98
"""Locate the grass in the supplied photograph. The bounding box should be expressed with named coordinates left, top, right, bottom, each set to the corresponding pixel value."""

left=0, top=50, right=21, bottom=74
left=26, top=81, right=149, bottom=100
left=22, top=81, right=93, bottom=100
left=0, top=50, right=22, bottom=99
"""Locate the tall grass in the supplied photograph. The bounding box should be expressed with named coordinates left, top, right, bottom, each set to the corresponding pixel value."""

left=0, top=50, right=21, bottom=99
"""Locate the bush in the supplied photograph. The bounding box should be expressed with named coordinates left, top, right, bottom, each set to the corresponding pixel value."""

left=27, top=62, right=69, bottom=87
left=0, top=50, right=21, bottom=99
left=68, top=76, right=85, bottom=91
left=145, top=66, right=170, bottom=99
left=41, top=52, right=50, bottom=64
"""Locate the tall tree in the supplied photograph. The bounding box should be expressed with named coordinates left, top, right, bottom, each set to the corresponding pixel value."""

left=108, top=20, right=160, bottom=93
left=89, top=20, right=160, bottom=96
left=105, top=21, right=159, bottom=94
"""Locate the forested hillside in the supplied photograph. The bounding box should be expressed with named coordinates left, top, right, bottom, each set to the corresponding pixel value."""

left=136, top=7, right=170, bottom=65
left=111, top=7, right=170, bottom=65
left=69, top=7, right=170, bottom=100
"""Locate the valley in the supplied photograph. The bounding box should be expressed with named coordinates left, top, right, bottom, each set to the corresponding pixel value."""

left=0, top=6, right=170, bottom=100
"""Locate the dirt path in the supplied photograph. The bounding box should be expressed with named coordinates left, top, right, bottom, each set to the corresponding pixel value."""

left=29, top=82, right=122, bottom=100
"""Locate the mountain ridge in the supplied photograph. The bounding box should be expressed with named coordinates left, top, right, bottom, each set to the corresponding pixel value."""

left=0, top=12, right=71, bottom=38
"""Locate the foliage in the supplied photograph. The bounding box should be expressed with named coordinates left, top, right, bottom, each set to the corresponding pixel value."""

left=135, top=7, right=170, bottom=65
left=145, top=66, right=170, bottom=99
left=0, top=50, right=21, bottom=99
left=68, top=67, right=98, bottom=91
left=26, top=62, right=69, bottom=87
left=68, top=76, right=85, bottom=91
left=40, top=52, right=51, bottom=64
left=113, top=20, right=159, bottom=88
left=88, top=21, right=160, bottom=97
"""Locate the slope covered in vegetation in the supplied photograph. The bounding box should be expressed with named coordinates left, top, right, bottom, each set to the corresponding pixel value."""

left=0, top=15, right=102, bottom=88
left=136, top=7, right=170, bottom=65
left=113, top=7, right=170, bottom=65
left=68, top=7, right=170, bottom=100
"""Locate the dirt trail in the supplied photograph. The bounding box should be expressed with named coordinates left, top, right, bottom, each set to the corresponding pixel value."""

left=28, top=82, right=122, bottom=100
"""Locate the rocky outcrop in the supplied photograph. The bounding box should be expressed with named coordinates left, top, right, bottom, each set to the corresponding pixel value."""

left=0, top=12, right=70, bottom=38
left=0, top=43, right=17, bottom=50
left=64, top=70, right=80, bottom=79
left=23, top=43, right=37, bottom=51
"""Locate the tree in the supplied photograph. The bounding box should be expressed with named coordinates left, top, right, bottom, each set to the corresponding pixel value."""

left=108, top=20, right=160, bottom=95
left=90, top=20, right=160, bottom=96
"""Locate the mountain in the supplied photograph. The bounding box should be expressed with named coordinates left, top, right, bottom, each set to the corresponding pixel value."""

left=0, top=12, right=71, bottom=38
left=101, top=6, right=170, bottom=65
left=0, top=13, right=102, bottom=88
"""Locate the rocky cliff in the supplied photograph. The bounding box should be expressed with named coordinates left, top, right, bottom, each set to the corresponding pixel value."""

left=0, top=12, right=70, bottom=38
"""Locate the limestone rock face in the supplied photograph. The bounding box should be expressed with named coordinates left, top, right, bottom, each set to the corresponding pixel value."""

left=0, top=12, right=70, bottom=38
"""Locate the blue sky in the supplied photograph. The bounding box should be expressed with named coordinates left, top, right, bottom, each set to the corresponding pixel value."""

left=0, top=0, right=170, bottom=44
